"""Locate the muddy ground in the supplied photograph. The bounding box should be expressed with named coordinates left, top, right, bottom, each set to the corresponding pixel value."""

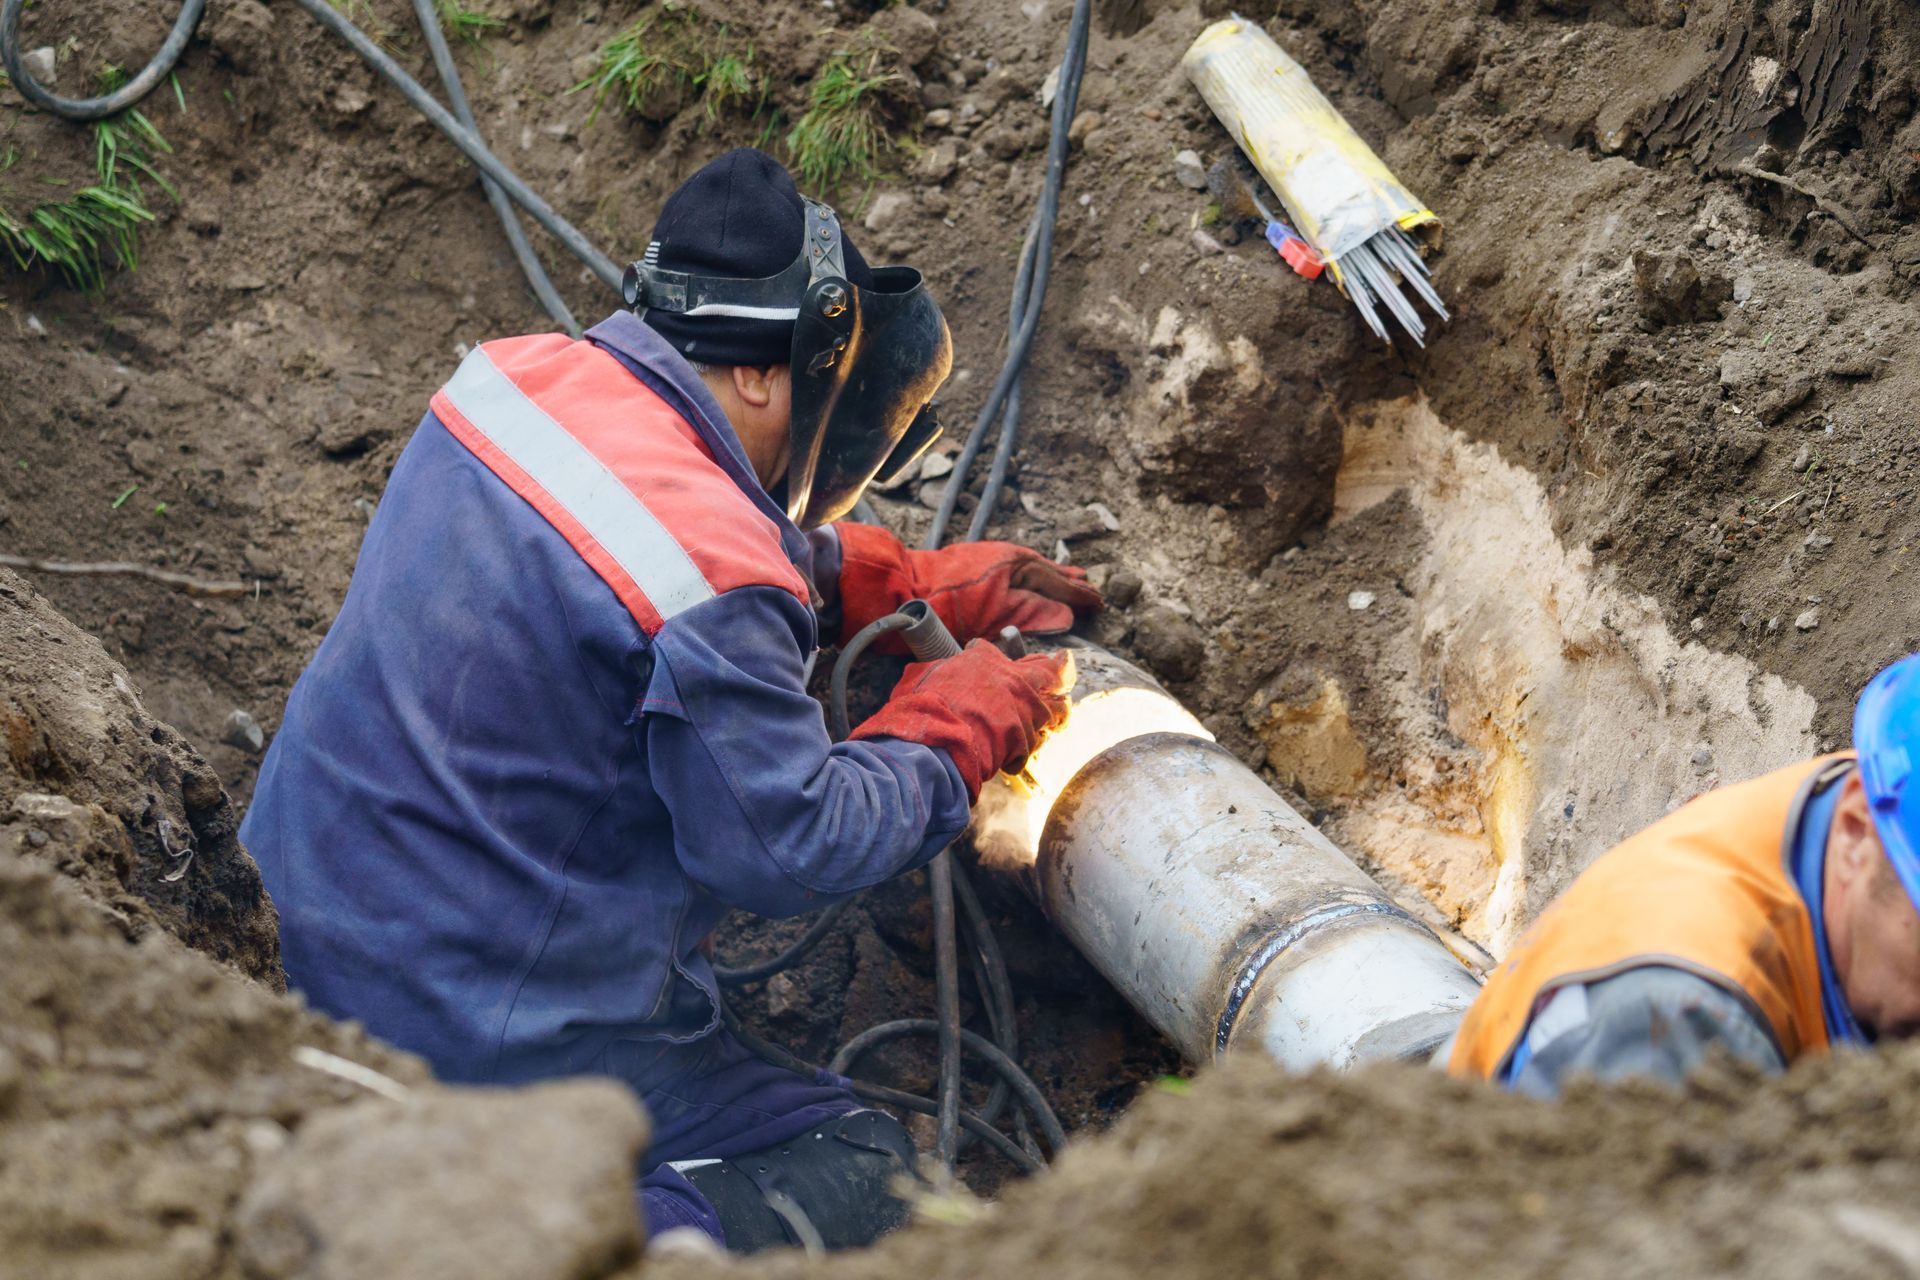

left=4, top=0, right=1920, bottom=1269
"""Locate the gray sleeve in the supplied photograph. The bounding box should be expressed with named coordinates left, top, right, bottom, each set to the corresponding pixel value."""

left=1508, top=965, right=1788, bottom=1099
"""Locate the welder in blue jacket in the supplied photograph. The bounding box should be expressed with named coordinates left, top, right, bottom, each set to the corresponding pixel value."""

left=242, top=149, right=1100, bottom=1253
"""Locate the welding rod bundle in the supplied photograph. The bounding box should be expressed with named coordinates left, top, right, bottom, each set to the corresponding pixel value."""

left=1183, top=15, right=1449, bottom=346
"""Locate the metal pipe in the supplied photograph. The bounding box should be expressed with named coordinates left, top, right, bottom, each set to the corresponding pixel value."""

left=973, top=644, right=1480, bottom=1069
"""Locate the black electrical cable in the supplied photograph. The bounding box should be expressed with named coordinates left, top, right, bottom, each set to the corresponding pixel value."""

left=0, top=0, right=205, bottom=121
left=711, top=898, right=857, bottom=986
left=926, top=0, right=1093, bottom=552
left=829, top=1019, right=1069, bottom=1155
left=287, top=0, right=622, bottom=292
left=408, top=0, right=579, bottom=336
left=723, top=1003, right=1043, bottom=1175
left=926, top=850, right=964, bottom=1167
left=828, top=611, right=915, bottom=740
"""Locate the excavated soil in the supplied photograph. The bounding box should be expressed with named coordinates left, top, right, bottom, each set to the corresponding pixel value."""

left=4, top=0, right=1920, bottom=1269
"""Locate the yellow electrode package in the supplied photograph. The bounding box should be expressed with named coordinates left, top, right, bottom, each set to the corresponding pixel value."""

left=1182, top=15, right=1448, bottom=345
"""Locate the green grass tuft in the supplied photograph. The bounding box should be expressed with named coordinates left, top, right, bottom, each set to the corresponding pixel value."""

left=574, top=3, right=762, bottom=127
left=785, top=48, right=902, bottom=192
left=435, top=0, right=507, bottom=45
left=0, top=107, right=174, bottom=292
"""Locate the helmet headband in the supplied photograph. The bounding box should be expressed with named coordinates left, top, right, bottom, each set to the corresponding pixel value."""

left=625, top=199, right=952, bottom=528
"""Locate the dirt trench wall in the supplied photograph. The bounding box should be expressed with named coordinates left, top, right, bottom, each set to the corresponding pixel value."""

left=0, top=571, right=649, bottom=1280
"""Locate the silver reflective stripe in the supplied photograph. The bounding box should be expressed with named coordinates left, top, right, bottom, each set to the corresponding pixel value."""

left=441, top=347, right=715, bottom=620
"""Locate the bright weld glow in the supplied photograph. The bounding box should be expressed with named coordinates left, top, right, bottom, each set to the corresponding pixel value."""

left=972, top=687, right=1214, bottom=869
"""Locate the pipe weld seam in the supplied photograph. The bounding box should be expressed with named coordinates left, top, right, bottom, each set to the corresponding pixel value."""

left=1213, top=900, right=1430, bottom=1058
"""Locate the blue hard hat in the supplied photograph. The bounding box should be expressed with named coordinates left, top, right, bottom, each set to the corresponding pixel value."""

left=1853, top=654, right=1920, bottom=914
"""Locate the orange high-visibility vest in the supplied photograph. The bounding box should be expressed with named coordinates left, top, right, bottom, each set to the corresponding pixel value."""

left=1448, top=756, right=1849, bottom=1080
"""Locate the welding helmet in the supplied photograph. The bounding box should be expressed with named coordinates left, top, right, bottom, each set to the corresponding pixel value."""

left=625, top=196, right=952, bottom=529
left=1853, top=653, right=1920, bottom=915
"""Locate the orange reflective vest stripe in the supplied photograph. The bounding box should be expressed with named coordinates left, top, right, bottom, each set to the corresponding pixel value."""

left=1448, top=756, right=1849, bottom=1080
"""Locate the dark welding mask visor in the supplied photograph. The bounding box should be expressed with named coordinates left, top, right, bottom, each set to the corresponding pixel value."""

left=625, top=199, right=951, bottom=530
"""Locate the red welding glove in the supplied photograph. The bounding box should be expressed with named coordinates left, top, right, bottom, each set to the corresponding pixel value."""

left=851, top=642, right=1075, bottom=800
left=834, top=521, right=1102, bottom=649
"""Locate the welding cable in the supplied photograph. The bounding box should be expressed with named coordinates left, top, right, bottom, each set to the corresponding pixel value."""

left=0, top=0, right=204, bottom=120
left=926, top=850, right=965, bottom=1167
left=408, top=0, right=579, bottom=336
left=286, top=0, right=621, bottom=292
left=0, top=0, right=623, bottom=294
left=721, top=1002, right=1044, bottom=1175
left=925, top=0, right=1092, bottom=551
left=828, top=611, right=916, bottom=740
left=712, top=898, right=858, bottom=987
left=829, top=1019, right=1069, bottom=1155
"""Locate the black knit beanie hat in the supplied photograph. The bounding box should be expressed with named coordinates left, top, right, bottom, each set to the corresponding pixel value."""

left=640, top=148, right=876, bottom=367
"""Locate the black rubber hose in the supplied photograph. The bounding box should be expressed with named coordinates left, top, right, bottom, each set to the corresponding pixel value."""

left=712, top=897, right=855, bottom=986
left=828, top=611, right=914, bottom=740
left=925, top=0, right=1092, bottom=551
left=721, top=1000, right=1043, bottom=1175
left=829, top=1019, right=1068, bottom=1154
left=408, top=0, right=579, bottom=336
left=927, top=851, right=963, bottom=1169
left=0, top=0, right=205, bottom=121
left=846, top=1079, right=1044, bottom=1175
left=287, top=0, right=623, bottom=292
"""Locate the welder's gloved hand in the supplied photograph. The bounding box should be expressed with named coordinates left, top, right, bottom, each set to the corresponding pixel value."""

left=850, top=642, right=1075, bottom=800
left=834, top=522, right=1102, bottom=649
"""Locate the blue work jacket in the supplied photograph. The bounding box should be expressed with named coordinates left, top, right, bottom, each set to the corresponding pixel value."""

left=242, top=311, right=968, bottom=1094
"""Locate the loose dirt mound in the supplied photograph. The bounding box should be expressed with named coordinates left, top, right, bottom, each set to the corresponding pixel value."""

left=649, top=1048, right=1920, bottom=1280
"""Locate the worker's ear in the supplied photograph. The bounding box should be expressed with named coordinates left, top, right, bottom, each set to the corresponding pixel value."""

left=1832, top=773, right=1883, bottom=890
left=730, top=363, right=789, bottom=410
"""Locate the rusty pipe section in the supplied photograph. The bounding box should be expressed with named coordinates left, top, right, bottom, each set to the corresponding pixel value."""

left=972, top=644, right=1479, bottom=1069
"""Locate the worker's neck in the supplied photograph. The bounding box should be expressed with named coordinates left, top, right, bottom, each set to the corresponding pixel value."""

left=700, top=367, right=789, bottom=493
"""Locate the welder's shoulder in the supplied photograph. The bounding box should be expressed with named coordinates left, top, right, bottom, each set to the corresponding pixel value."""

left=427, top=333, right=809, bottom=629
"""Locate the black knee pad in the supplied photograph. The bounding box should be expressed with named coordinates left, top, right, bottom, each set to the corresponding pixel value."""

left=672, top=1110, right=921, bottom=1254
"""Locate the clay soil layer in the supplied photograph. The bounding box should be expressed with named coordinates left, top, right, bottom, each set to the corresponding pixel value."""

left=4, top=0, right=1920, bottom=1272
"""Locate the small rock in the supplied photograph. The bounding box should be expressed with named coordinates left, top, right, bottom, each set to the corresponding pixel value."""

left=1804, top=531, right=1834, bottom=552
left=1105, top=568, right=1144, bottom=608
left=916, top=139, right=959, bottom=183
left=924, top=108, right=954, bottom=130
left=1191, top=229, right=1224, bottom=256
left=1131, top=604, right=1204, bottom=682
left=1084, top=564, right=1112, bottom=593
left=1347, top=591, right=1376, bottom=611
left=223, top=709, right=266, bottom=754
left=765, top=972, right=803, bottom=1019
left=1791, top=444, right=1812, bottom=472
left=1690, top=616, right=1705, bottom=633
left=1794, top=606, right=1821, bottom=632
left=919, top=451, right=954, bottom=481
left=1732, top=274, right=1755, bottom=304
left=1086, top=502, right=1121, bottom=532
left=863, top=192, right=911, bottom=234
left=868, top=3, right=939, bottom=68
left=1632, top=249, right=1732, bottom=327
left=22, top=46, right=56, bottom=87
left=1692, top=745, right=1714, bottom=771
left=24, top=314, right=46, bottom=338
left=1173, top=149, right=1208, bottom=191
left=1068, top=111, right=1102, bottom=147
left=1766, top=615, right=1782, bottom=634
left=1088, top=609, right=1133, bottom=649
left=921, top=82, right=953, bottom=110
left=916, top=480, right=948, bottom=510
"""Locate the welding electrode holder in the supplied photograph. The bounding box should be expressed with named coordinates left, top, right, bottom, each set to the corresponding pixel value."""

left=896, top=599, right=962, bottom=663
